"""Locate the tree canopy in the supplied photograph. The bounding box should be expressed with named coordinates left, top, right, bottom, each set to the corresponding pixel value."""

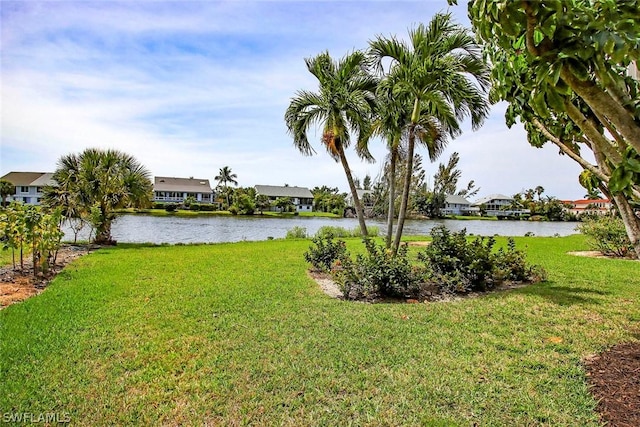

left=462, top=0, right=640, bottom=258
left=43, top=148, right=153, bottom=244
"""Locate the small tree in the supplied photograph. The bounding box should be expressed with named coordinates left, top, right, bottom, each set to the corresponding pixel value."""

left=274, top=197, right=294, bottom=213
left=0, top=180, right=15, bottom=207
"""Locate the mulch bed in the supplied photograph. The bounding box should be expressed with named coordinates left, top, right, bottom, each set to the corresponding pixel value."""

left=585, top=342, right=640, bottom=427
left=0, top=244, right=90, bottom=309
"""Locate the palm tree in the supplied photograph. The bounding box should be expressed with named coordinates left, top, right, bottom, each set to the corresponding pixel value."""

left=0, top=179, right=15, bottom=207
left=43, top=148, right=152, bottom=244
left=215, top=166, right=238, bottom=208
left=370, top=13, right=490, bottom=253
left=285, top=50, right=377, bottom=237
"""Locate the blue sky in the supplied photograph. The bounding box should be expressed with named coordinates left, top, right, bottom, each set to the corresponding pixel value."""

left=1, top=0, right=588, bottom=200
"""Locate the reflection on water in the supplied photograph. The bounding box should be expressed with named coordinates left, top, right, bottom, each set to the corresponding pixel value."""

left=63, top=214, right=579, bottom=244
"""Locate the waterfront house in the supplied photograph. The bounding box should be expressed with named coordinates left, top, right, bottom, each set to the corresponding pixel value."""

left=254, top=185, right=314, bottom=212
left=472, top=194, right=529, bottom=218
left=441, top=194, right=474, bottom=216
left=0, top=171, right=56, bottom=205
left=564, top=198, right=612, bottom=216
left=153, top=176, right=214, bottom=204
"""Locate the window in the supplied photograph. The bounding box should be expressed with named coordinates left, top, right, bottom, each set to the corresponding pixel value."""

left=20, top=186, right=29, bottom=193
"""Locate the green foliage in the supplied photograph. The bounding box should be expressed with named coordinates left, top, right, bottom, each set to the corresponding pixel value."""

left=311, top=186, right=347, bottom=213
left=334, top=239, right=419, bottom=300
left=576, top=215, right=633, bottom=257
left=0, top=179, right=15, bottom=207
left=274, top=197, right=294, bottom=213
left=314, top=226, right=379, bottom=239
left=43, top=148, right=153, bottom=244
left=303, top=234, right=347, bottom=272
left=164, top=203, right=178, bottom=212
left=0, top=203, right=63, bottom=274
left=418, top=226, right=545, bottom=294
left=285, top=226, right=307, bottom=239
left=233, top=193, right=256, bottom=215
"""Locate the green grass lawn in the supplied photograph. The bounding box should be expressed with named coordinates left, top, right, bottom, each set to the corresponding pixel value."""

left=1, top=235, right=638, bottom=425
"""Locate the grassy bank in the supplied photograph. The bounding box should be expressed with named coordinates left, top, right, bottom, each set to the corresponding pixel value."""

left=1, top=236, right=638, bottom=425
left=117, top=208, right=341, bottom=218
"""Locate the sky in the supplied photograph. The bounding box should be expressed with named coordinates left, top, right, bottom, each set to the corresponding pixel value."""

left=1, top=0, right=589, bottom=201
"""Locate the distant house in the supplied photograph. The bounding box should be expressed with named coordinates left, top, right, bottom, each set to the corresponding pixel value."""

left=0, top=172, right=56, bottom=205
left=153, top=176, right=214, bottom=204
left=472, top=194, right=529, bottom=218
left=564, top=199, right=612, bottom=216
left=254, top=185, right=313, bottom=212
left=347, top=189, right=375, bottom=209
left=441, top=194, right=473, bottom=216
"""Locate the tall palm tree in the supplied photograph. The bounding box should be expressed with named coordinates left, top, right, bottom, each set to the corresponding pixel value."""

left=369, top=13, right=490, bottom=253
left=215, top=166, right=238, bottom=208
left=43, top=148, right=153, bottom=244
left=372, top=86, right=449, bottom=248
left=285, top=50, right=377, bottom=236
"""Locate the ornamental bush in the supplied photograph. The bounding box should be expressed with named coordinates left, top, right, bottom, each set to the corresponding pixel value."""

left=333, top=239, right=420, bottom=300
left=576, top=215, right=633, bottom=257
left=303, top=234, right=346, bottom=271
left=418, top=226, right=545, bottom=294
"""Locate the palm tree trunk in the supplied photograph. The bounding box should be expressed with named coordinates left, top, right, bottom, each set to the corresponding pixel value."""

left=385, top=148, right=397, bottom=249
left=393, top=127, right=416, bottom=254
left=338, top=147, right=368, bottom=237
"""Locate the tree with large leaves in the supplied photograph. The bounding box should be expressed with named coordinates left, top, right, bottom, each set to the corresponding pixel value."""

left=214, top=166, right=238, bottom=208
left=464, top=0, right=640, bottom=258
left=370, top=12, right=490, bottom=253
left=43, top=148, right=152, bottom=244
left=285, top=51, right=377, bottom=236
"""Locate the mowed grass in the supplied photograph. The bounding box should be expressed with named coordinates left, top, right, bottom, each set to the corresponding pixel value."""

left=1, top=235, right=638, bottom=425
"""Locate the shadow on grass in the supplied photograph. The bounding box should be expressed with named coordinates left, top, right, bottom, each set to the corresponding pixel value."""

left=516, top=282, right=611, bottom=306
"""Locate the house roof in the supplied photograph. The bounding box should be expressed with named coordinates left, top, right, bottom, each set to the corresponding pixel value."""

left=154, top=176, right=212, bottom=193
left=0, top=172, right=49, bottom=186
left=30, top=173, right=56, bottom=187
left=573, top=199, right=610, bottom=205
left=472, top=194, right=513, bottom=206
left=445, top=194, right=470, bottom=205
left=255, top=185, right=313, bottom=198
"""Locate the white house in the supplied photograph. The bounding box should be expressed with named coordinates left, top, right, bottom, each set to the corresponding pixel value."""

left=441, top=194, right=473, bottom=216
left=153, top=176, right=214, bottom=204
left=472, top=194, right=530, bottom=218
left=0, top=172, right=56, bottom=205
left=254, top=185, right=314, bottom=212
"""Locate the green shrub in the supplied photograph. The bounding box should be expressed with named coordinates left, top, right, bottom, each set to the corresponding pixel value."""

left=314, top=226, right=380, bottom=239
left=228, top=206, right=239, bottom=215
left=315, top=226, right=351, bottom=239
left=153, top=202, right=165, bottom=209
left=164, top=203, right=178, bottom=212
left=418, top=227, right=497, bottom=293
left=576, top=215, right=633, bottom=257
left=199, top=203, right=217, bottom=211
left=334, top=239, right=420, bottom=300
left=303, top=234, right=347, bottom=272
left=417, top=226, right=545, bottom=295
left=285, top=226, right=307, bottom=239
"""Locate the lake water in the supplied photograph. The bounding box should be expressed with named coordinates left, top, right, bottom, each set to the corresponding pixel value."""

left=63, top=214, right=580, bottom=244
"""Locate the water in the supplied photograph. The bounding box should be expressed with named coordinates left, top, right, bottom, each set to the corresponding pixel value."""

left=63, top=214, right=580, bottom=244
